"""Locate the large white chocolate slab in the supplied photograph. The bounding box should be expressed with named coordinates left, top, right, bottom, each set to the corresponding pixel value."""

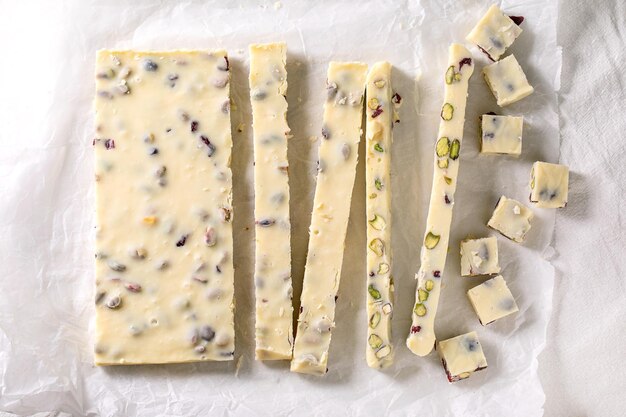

left=94, top=50, right=235, bottom=365
left=365, top=62, right=395, bottom=369
left=249, top=43, right=294, bottom=360
left=406, top=44, right=474, bottom=357
left=460, top=237, right=500, bottom=276
left=291, top=62, right=367, bottom=375
left=530, top=161, right=569, bottom=208
left=466, top=4, right=523, bottom=61
left=467, top=275, right=518, bottom=325
left=437, top=331, right=488, bottom=383
left=480, top=114, right=523, bottom=155
left=483, top=55, right=534, bottom=107
left=488, top=196, right=534, bottom=243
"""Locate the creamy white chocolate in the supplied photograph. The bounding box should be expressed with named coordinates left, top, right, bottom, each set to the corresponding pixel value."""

left=290, top=62, right=367, bottom=375
left=460, top=237, right=500, bottom=276
left=406, top=44, right=474, bottom=357
left=488, top=196, right=534, bottom=243
left=480, top=114, right=523, bottom=155
left=249, top=43, right=294, bottom=360
left=466, top=4, right=523, bottom=61
left=467, top=275, right=518, bottom=325
left=530, top=161, right=569, bottom=208
left=483, top=55, right=533, bottom=106
left=365, top=62, right=395, bottom=369
left=94, top=50, right=235, bottom=365
left=437, top=331, right=488, bottom=383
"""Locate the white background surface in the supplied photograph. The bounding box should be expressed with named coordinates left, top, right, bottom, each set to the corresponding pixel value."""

left=0, top=0, right=623, bottom=416
left=538, top=0, right=626, bottom=415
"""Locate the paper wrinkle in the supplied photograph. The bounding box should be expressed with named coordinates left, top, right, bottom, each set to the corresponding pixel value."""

left=0, top=0, right=559, bottom=416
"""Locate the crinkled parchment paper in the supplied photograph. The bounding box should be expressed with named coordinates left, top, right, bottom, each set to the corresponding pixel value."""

left=0, top=0, right=560, bottom=415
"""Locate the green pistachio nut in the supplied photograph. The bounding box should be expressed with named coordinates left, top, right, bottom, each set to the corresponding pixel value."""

left=450, top=139, right=460, bottom=160
left=424, top=232, right=440, bottom=249
left=441, top=103, right=454, bottom=121
left=368, top=284, right=382, bottom=300
left=414, top=303, right=427, bottom=317
left=436, top=137, right=451, bottom=157
left=368, top=333, right=383, bottom=349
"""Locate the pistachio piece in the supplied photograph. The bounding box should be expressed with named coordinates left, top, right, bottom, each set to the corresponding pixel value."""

left=368, top=238, right=384, bottom=256
left=436, top=137, right=451, bottom=157
left=375, top=345, right=391, bottom=359
left=368, top=334, right=383, bottom=349
left=382, top=303, right=392, bottom=315
left=378, top=263, right=390, bottom=275
left=368, top=98, right=380, bottom=110
left=441, top=103, right=454, bottom=121
left=425, top=279, right=434, bottom=291
left=437, top=158, right=449, bottom=169
left=374, top=178, right=383, bottom=191
left=369, top=311, right=381, bottom=329
left=368, top=214, right=386, bottom=231
left=374, top=79, right=386, bottom=88
left=374, top=143, right=384, bottom=153
left=414, top=303, right=427, bottom=317
left=418, top=288, right=429, bottom=302
left=445, top=66, right=456, bottom=84
left=368, top=284, right=381, bottom=300
left=444, top=176, right=453, bottom=185
left=424, top=232, right=440, bottom=249
left=449, top=139, right=460, bottom=160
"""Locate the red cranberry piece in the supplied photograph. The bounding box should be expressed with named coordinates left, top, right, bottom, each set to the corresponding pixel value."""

left=191, top=121, right=199, bottom=132
left=459, top=57, right=472, bottom=70
left=509, top=15, right=524, bottom=26
left=433, top=270, right=441, bottom=278
left=411, top=325, right=421, bottom=334
left=392, top=92, right=402, bottom=104
left=372, top=105, right=383, bottom=118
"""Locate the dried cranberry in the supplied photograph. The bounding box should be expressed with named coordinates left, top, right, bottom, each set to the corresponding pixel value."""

left=176, top=235, right=188, bottom=247
left=509, top=15, right=524, bottom=26
left=411, top=325, right=421, bottom=334
left=477, top=46, right=495, bottom=62
left=459, top=57, right=472, bottom=71
left=372, top=105, right=383, bottom=118
left=444, top=195, right=451, bottom=204
left=200, top=135, right=216, bottom=157
left=191, top=121, right=199, bottom=132
left=433, top=270, right=441, bottom=278
left=392, top=92, right=402, bottom=104
left=104, top=139, right=115, bottom=150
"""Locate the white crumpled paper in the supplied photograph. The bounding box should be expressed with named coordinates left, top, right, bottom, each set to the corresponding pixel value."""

left=0, top=0, right=560, bottom=415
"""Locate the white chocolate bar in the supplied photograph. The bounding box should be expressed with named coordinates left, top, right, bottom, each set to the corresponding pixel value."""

left=483, top=55, right=533, bottom=107
left=291, top=62, right=367, bottom=375
left=365, top=62, right=395, bottom=369
left=467, top=275, right=518, bottom=325
left=480, top=114, right=523, bottom=155
left=460, top=237, right=500, bottom=276
left=437, top=331, right=488, bottom=383
left=406, top=44, right=474, bottom=357
left=488, top=196, right=533, bottom=243
left=94, top=50, right=235, bottom=365
left=466, top=4, right=523, bottom=61
left=530, top=161, right=569, bottom=208
left=249, top=43, right=294, bottom=360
